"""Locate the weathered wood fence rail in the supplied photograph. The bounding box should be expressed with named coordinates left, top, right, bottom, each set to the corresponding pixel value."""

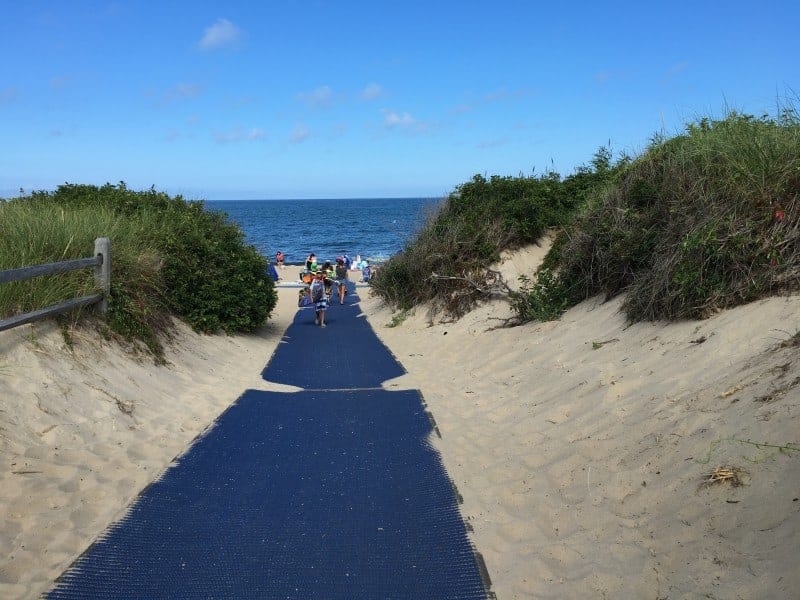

left=0, top=237, right=110, bottom=333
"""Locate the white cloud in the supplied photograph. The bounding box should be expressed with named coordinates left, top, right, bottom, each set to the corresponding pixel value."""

left=360, top=83, right=384, bottom=101
left=298, top=86, right=333, bottom=108
left=382, top=109, right=417, bottom=129
left=289, top=124, right=310, bottom=143
left=198, top=18, right=243, bottom=51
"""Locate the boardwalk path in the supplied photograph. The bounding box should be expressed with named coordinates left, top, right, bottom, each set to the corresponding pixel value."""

left=48, top=285, right=491, bottom=599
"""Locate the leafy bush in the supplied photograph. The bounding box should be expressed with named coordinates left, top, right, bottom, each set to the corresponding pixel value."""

left=1, top=183, right=277, bottom=355
left=508, top=269, right=571, bottom=322
left=370, top=150, right=622, bottom=317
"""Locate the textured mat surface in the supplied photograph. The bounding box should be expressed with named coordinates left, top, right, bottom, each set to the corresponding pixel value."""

left=48, top=288, right=490, bottom=599
left=262, top=293, right=405, bottom=389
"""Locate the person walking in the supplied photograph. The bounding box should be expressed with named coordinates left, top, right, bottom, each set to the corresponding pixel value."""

left=310, top=270, right=328, bottom=327
left=334, top=257, right=348, bottom=304
left=276, top=251, right=285, bottom=270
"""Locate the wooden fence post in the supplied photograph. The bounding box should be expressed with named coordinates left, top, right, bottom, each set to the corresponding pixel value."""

left=94, top=237, right=111, bottom=314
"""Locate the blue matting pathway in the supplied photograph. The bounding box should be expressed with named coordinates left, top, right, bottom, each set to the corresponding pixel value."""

left=48, top=286, right=491, bottom=599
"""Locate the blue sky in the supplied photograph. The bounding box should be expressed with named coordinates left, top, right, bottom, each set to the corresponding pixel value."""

left=1, top=1, right=797, bottom=200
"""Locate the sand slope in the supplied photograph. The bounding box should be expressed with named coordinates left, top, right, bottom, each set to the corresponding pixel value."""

left=0, top=291, right=299, bottom=599
left=1, top=252, right=799, bottom=599
left=359, top=245, right=800, bottom=599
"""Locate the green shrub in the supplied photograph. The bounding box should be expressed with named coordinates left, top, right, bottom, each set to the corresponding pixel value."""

left=1, top=183, right=277, bottom=355
left=370, top=150, right=622, bottom=317
left=508, top=269, right=571, bottom=322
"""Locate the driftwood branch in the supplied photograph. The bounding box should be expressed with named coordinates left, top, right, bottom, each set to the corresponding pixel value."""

left=429, top=268, right=512, bottom=297
left=427, top=267, right=516, bottom=320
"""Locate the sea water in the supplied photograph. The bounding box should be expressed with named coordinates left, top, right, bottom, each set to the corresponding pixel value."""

left=205, top=198, right=441, bottom=266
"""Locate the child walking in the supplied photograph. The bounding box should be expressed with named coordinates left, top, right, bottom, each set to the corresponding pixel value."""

left=310, top=270, right=328, bottom=327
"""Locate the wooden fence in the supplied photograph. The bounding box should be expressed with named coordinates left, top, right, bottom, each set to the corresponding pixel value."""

left=0, top=237, right=110, bottom=333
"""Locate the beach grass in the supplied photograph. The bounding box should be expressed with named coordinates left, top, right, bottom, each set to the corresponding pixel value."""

left=4, top=104, right=797, bottom=348
left=1, top=184, right=277, bottom=357
left=1, top=198, right=157, bottom=317
left=372, top=104, right=800, bottom=324
left=549, top=107, right=800, bottom=322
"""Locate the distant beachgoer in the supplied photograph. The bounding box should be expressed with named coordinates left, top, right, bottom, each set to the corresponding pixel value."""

left=334, top=257, right=348, bottom=304
left=353, top=254, right=361, bottom=270
left=343, top=254, right=352, bottom=270
left=321, top=261, right=334, bottom=300
left=306, top=253, right=317, bottom=272
left=310, top=270, right=328, bottom=327
left=276, top=251, right=285, bottom=269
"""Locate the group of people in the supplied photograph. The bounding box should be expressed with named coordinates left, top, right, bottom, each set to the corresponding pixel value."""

left=276, top=250, right=369, bottom=274
left=276, top=250, right=375, bottom=328
left=304, top=253, right=349, bottom=327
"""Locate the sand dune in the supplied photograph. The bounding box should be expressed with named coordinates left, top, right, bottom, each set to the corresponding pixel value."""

left=1, top=247, right=798, bottom=599
left=360, top=245, right=800, bottom=599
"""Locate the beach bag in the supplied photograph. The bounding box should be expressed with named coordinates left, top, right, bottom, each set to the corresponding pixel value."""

left=310, top=280, right=324, bottom=302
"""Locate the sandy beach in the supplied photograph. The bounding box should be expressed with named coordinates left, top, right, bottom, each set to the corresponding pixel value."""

left=2, top=253, right=799, bottom=599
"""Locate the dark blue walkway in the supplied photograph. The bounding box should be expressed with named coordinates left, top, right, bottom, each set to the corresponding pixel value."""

left=48, top=286, right=492, bottom=599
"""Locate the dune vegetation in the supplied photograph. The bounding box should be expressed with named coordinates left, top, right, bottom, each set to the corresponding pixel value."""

left=0, top=183, right=276, bottom=358
left=371, top=108, right=800, bottom=323
left=3, top=107, right=798, bottom=358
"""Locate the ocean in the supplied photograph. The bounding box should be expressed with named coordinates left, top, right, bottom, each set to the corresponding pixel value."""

left=205, top=198, right=442, bottom=266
